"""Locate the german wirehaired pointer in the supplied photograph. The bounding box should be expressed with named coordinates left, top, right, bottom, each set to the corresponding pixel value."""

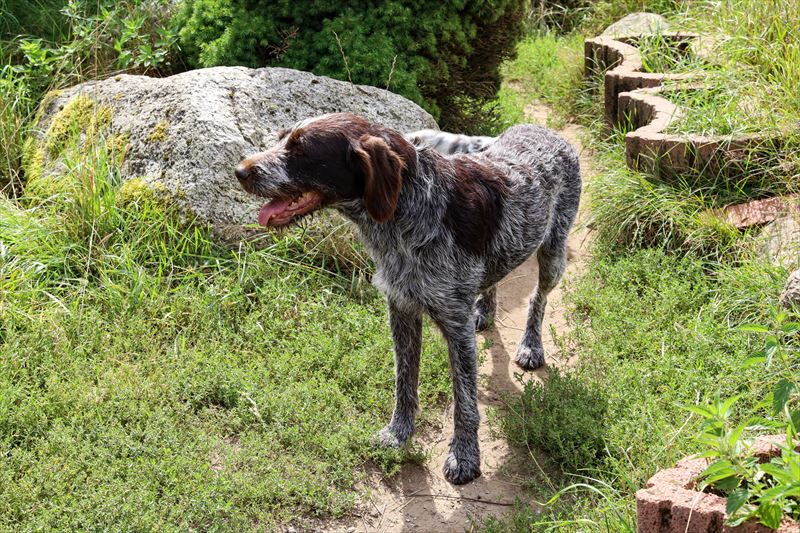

left=235, top=113, right=581, bottom=484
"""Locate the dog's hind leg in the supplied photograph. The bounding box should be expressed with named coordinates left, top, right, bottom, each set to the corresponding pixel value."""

left=376, top=301, right=423, bottom=447
left=428, top=302, right=482, bottom=484
left=474, top=286, right=496, bottom=332
left=515, top=230, right=568, bottom=370
left=516, top=150, right=580, bottom=370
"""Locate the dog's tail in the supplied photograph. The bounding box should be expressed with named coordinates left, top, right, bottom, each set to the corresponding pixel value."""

left=405, top=129, right=496, bottom=155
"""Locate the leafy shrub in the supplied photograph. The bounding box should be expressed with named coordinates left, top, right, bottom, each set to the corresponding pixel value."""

left=691, top=312, right=800, bottom=529
left=499, top=368, right=609, bottom=472
left=1, top=0, right=178, bottom=191
left=174, top=0, right=528, bottom=132
left=5, top=1, right=178, bottom=95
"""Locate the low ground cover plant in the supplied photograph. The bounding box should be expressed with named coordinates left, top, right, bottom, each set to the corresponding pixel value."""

left=497, top=367, right=609, bottom=474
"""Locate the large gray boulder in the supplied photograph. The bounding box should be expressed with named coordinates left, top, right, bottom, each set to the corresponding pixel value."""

left=601, top=12, right=670, bottom=37
left=25, top=66, right=437, bottom=237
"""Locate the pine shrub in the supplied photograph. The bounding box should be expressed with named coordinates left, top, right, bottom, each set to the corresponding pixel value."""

left=174, top=0, right=529, bottom=132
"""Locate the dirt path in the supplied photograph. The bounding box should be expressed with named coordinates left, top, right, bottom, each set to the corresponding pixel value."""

left=319, top=104, right=594, bottom=533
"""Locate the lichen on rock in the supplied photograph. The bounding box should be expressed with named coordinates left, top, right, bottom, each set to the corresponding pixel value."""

left=146, top=121, right=169, bottom=143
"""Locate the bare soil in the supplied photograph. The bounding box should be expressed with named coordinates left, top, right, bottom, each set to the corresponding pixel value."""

left=312, top=104, right=595, bottom=533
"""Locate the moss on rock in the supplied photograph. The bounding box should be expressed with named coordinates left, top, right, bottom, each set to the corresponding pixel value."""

left=105, top=133, right=130, bottom=168
left=29, top=89, right=64, bottom=129
left=21, top=136, right=45, bottom=185
left=42, top=95, right=112, bottom=159
left=23, top=94, right=116, bottom=200
left=118, top=177, right=170, bottom=209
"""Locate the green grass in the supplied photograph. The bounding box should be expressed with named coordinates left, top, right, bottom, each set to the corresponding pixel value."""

left=0, top=131, right=451, bottom=529
left=587, top=133, right=758, bottom=261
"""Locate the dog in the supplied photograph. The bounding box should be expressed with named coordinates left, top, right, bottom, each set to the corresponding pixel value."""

left=235, top=113, right=581, bottom=484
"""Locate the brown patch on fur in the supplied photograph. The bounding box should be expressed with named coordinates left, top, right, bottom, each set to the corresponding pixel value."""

left=444, top=157, right=508, bottom=255
left=287, top=127, right=305, bottom=145
left=354, top=135, right=405, bottom=222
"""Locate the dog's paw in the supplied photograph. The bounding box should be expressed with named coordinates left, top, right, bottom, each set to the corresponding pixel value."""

left=374, top=426, right=405, bottom=448
left=442, top=449, right=481, bottom=485
left=474, top=309, right=492, bottom=332
left=515, top=344, right=545, bottom=370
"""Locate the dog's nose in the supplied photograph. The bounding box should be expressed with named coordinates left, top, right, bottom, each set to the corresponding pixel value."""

left=234, top=164, right=250, bottom=182
left=234, top=164, right=249, bottom=182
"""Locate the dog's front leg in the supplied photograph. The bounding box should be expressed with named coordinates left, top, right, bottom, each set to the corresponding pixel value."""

left=377, top=301, right=422, bottom=447
left=429, top=305, right=481, bottom=485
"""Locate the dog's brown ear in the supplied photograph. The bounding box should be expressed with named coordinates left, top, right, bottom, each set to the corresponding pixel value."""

left=353, top=135, right=404, bottom=223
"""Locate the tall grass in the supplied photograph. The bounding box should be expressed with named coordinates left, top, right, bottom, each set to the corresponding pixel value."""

left=0, top=0, right=69, bottom=42
left=660, top=0, right=800, bottom=136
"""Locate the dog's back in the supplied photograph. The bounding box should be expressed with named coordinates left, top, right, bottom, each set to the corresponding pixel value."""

left=460, top=124, right=581, bottom=286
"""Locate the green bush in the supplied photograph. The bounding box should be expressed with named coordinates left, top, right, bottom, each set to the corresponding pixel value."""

left=499, top=368, right=609, bottom=473
left=174, top=0, right=528, bottom=132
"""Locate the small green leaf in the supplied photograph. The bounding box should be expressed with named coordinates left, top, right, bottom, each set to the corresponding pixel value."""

left=739, top=324, right=770, bottom=333
left=780, top=321, right=800, bottom=333
left=790, top=409, right=800, bottom=432
left=756, top=501, right=783, bottom=529
left=684, top=404, right=715, bottom=418
left=700, top=459, right=734, bottom=476
left=760, top=463, right=794, bottom=484
left=741, top=356, right=766, bottom=368
left=726, top=488, right=750, bottom=515
left=773, top=379, right=795, bottom=414
left=720, top=394, right=741, bottom=416
left=726, top=503, right=757, bottom=526
left=714, top=475, right=741, bottom=492
left=700, top=460, right=739, bottom=487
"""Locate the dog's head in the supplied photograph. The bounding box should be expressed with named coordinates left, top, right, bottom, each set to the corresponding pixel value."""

left=235, top=113, right=416, bottom=227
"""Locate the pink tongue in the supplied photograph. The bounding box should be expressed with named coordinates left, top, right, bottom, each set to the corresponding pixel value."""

left=258, top=199, right=292, bottom=226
